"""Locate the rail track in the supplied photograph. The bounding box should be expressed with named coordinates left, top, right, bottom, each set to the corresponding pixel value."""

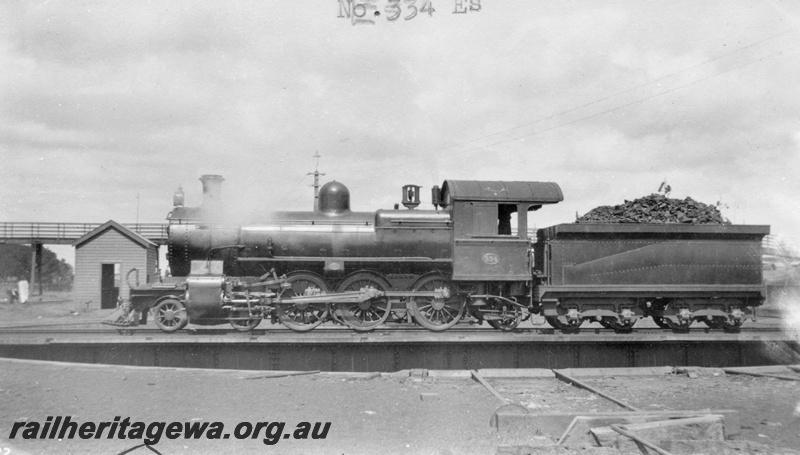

left=0, top=321, right=796, bottom=372
left=0, top=321, right=787, bottom=337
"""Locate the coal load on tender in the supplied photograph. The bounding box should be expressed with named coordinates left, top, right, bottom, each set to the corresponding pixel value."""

left=576, top=193, right=729, bottom=224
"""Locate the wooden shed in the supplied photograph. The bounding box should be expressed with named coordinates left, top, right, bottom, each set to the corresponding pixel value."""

left=73, top=220, right=158, bottom=310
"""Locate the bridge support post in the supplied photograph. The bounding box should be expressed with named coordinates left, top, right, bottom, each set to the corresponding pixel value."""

left=30, top=242, right=42, bottom=297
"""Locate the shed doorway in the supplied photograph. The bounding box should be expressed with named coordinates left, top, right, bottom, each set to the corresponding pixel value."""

left=100, top=263, right=120, bottom=309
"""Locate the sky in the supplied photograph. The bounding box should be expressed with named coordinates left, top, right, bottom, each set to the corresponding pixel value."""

left=1, top=1, right=799, bottom=266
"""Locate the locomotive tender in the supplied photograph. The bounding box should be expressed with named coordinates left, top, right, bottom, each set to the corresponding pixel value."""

left=131, top=175, right=768, bottom=334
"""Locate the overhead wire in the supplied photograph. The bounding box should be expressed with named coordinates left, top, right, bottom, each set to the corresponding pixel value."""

left=432, top=41, right=800, bottom=163
left=443, top=27, right=798, bottom=145
left=278, top=173, right=312, bottom=211
left=321, top=27, right=798, bottom=175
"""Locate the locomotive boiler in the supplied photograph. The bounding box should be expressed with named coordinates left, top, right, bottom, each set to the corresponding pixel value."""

left=130, top=175, right=768, bottom=334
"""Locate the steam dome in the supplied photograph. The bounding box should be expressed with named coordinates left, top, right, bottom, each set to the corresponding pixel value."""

left=318, top=181, right=350, bottom=215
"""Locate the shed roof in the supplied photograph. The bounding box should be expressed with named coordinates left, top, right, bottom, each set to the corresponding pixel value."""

left=73, top=220, right=157, bottom=249
left=441, top=180, right=563, bottom=204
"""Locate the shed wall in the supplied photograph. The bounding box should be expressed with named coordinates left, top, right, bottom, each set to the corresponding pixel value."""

left=74, top=229, right=156, bottom=310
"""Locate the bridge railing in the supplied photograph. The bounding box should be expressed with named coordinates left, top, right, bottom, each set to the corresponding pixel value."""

left=0, top=222, right=168, bottom=243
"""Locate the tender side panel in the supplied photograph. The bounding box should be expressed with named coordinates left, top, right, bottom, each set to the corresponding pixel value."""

left=553, top=239, right=762, bottom=285
left=538, top=224, right=768, bottom=288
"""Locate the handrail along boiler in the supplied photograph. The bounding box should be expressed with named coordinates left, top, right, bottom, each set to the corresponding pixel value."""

left=130, top=176, right=768, bottom=333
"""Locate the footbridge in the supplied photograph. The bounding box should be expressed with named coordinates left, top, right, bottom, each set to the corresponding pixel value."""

left=1, top=222, right=168, bottom=297
left=0, top=222, right=168, bottom=245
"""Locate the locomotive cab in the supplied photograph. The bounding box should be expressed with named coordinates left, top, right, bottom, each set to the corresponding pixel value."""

left=439, top=180, right=563, bottom=281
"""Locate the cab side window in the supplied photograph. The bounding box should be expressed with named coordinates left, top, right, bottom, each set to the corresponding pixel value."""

left=471, top=202, right=498, bottom=235
left=455, top=202, right=521, bottom=237
left=498, top=204, right=516, bottom=235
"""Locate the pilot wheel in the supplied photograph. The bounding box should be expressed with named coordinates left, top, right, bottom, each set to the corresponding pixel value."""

left=153, top=298, right=189, bottom=333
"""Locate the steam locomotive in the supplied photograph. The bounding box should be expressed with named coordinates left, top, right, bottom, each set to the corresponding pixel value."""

left=130, top=175, right=768, bottom=334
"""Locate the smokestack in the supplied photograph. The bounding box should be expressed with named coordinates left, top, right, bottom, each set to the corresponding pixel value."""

left=199, top=174, right=224, bottom=219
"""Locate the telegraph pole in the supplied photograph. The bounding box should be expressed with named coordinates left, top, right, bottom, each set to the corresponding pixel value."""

left=308, top=151, right=325, bottom=211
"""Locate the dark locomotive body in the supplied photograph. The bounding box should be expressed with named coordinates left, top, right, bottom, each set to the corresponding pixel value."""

left=168, top=209, right=453, bottom=281
left=131, top=175, right=768, bottom=334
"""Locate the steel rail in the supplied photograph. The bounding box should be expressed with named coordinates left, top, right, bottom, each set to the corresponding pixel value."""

left=722, top=368, right=800, bottom=382
left=470, top=370, right=510, bottom=405
left=0, top=324, right=786, bottom=336
left=553, top=370, right=641, bottom=412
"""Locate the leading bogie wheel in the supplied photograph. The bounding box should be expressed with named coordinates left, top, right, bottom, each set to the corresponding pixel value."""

left=336, top=272, right=392, bottom=332
left=409, top=274, right=465, bottom=332
left=277, top=272, right=330, bottom=332
left=153, top=298, right=189, bottom=333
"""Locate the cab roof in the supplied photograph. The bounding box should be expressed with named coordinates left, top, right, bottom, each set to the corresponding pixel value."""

left=441, top=180, right=563, bottom=204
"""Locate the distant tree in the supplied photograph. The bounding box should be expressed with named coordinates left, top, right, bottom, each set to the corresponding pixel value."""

left=0, top=244, right=73, bottom=290
left=0, top=244, right=30, bottom=280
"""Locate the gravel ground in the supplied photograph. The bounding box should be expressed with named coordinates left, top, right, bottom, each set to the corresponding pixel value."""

left=3, top=361, right=800, bottom=454
left=0, top=360, right=501, bottom=455
left=583, top=372, right=800, bottom=450
left=2, top=296, right=799, bottom=454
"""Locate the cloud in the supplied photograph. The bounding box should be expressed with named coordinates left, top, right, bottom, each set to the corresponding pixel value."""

left=0, top=0, right=799, bottom=244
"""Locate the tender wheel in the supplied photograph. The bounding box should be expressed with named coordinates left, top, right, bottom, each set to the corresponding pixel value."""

left=703, top=316, right=742, bottom=333
left=277, top=272, right=330, bottom=332
left=409, top=274, right=465, bottom=332
left=545, top=316, right=581, bottom=332
left=651, top=303, right=691, bottom=331
left=545, top=316, right=566, bottom=330
left=717, top=317, right=743, bottom=333
left=702, top=318, right=722, bottom=329
left=651, top=315, right=671, bottom=329
left=486, top=303, right=523, bottom=331
left=153, top=298, right=189, bottom=333
left=598, top=317, right=635, bottom=334
left=229, top=314, right=261, bottom=332
left=336, top=273, right=392, bottom=332
left=658, top=316, right=691, bottom=332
